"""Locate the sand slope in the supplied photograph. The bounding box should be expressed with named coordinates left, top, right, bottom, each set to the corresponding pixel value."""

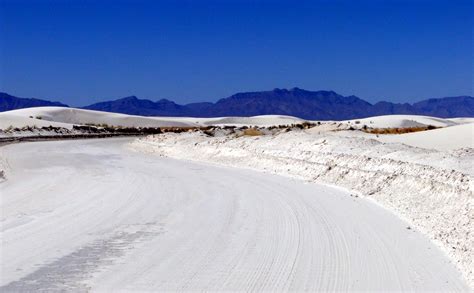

left=0, top=107, right=306, bottom=129
left=133, top=127, right=474, bottom=286
left=375, top=123, right=474, bottom=151
left=0, top=107, right=197, bottom=128
left=343, top=114, right=459, bottom=128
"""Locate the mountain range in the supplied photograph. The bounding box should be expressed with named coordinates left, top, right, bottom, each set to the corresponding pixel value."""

left=1, top=89, right=473, bottom=120
left=0, top=92, right=68, bottom=112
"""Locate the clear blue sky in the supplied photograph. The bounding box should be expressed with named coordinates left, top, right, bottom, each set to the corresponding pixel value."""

left=0, top=0, right=472, bottom=106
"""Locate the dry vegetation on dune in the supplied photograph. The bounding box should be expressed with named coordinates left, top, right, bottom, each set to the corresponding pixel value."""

left=241, top=128, right=263, bottom=136
left=363, top=125, right=439, bottom=134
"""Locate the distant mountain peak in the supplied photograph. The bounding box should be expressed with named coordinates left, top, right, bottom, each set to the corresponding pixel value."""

left=156, top=98, right=176, bottom=103
left=121, top=95, right=138, bottom=100
left=1, top=89, right=472, bottom=119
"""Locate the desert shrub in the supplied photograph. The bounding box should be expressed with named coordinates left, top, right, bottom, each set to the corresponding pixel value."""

left=301, top=122, right=316, bottom=129
left=242, top=128, right=263, bottom=136
left=203, top=130, right=214, bottom=136
left=21, top=126, right=34, bottom=132
left=84, top=122, right=111, bottom=128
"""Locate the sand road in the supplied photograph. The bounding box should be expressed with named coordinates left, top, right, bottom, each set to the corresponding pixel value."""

left=0, top=138, right=468, bottom=291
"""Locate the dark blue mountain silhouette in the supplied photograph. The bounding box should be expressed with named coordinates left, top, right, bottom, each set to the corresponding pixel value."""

left=0, top=92, right=68, bottom=112
left=2, top=89, right=473, bottom=119
left=82, top=96, right=189, bottom=116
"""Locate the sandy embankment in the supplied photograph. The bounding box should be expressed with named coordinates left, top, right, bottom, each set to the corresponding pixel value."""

left=131, top=122, right=474, bottom=286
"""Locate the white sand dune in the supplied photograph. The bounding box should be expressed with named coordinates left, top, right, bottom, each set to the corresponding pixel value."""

left=0, top=107, right=197, bottom=128
left=138, top=115, right=305, bottom=127
left=0, top=107, right=305, bottom=129
left=0, top=112, right=74, bottom=129
left=448, top=117, right=474, bottom=124
left=375, top=123, right=474, bottom=151
left=1, top=107, right=470, bottom=132
left=343, top=114, right=459, bottom=128
left=195, top=115, right=304, bottom=126
left=0, top=139, right=468, bottom=291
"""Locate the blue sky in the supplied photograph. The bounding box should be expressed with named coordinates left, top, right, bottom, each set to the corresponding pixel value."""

left=0, top=0, right=472, bottom=106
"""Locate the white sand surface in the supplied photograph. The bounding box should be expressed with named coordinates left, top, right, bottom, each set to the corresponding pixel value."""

left=194, top=115, right=304, bottom=126
left=0, top=111, right=74, bottom=129
left=342, top=114, right=459, bottom=128
left=0, top=107, right=197, bottom=128
left=0, top=138, right=468, bottom=291
left=0, top=107, right=307, bottom=133
left=448, top=117, right=474, bottom=124
left=133, top=127, right=474, bottom=286
left=375, top=123, right=474, bottom=151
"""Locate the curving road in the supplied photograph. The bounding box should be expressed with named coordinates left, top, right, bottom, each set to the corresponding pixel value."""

left=0, top=138, right=468, bottom=291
